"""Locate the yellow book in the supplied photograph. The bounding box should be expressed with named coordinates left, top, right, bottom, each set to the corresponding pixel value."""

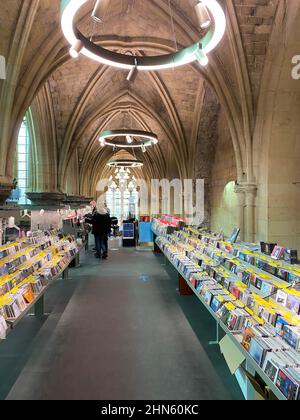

left=253, top=315, right=265, bottom=325
left=225, top=302, right=236, bottom=311
left=273, top=282, right=290, bottom=290
left=245, top=308, right=254, bottom=316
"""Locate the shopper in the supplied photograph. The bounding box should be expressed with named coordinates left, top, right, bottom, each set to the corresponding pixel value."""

left=91, top=206, right=111, bottom=260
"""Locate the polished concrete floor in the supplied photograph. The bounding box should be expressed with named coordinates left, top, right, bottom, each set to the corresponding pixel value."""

left=0, top=246, right=243, bottom=400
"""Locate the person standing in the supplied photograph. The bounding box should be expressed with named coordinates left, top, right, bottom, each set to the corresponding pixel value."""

left=91, top=206, right=111, bottom=259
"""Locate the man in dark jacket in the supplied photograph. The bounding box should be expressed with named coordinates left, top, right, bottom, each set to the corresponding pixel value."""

left=91, top=208, right=111, bottom=259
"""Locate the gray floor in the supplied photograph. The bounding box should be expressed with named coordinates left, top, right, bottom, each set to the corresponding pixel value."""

left=0, top=247, right=243, bottom=400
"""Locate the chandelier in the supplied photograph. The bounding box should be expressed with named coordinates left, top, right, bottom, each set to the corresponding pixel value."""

left=107, top=158, right=143, bottom=169
left=61, top=0, right=226, bottom=71
left=99, top=129, right=158, bottom=152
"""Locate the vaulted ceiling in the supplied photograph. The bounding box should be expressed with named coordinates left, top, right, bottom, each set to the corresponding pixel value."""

left=0, top=0, right=281, bottom=196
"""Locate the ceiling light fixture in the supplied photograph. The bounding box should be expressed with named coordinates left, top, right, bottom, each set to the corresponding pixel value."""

left=69, top=39, right=83, bottom=58
left=99, top=129, right=159, bottom=149
left=127, top=59, right=138, bottom=82
left=195, top=47, right=209, bottom=66
left=61, top=0, right=226, bottom=70
left=107, top=159, right=144, bottom=169
left=195, top=1, right=211, bottom=29
left=91, top=0, right=103, bottom=22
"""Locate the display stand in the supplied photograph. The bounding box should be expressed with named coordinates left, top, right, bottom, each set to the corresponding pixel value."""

left=155, top=239, right=287, bottom=401
left=123, top=222, right=137, bottom=247
left=62, top=266, right=71, bottom=280
left=152, top=227, right=165, bottom=254
left=2, top=245, right=84, bottom=340
left=34, top=295, right=45, bottom=318
left=209, top=322, right=220, bottom=346
left=154, top=238, right=162, bottom=254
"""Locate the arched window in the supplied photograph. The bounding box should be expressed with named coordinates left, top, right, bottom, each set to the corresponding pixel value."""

left=8, top=118, right=30, bottom=204
left=106, top=172, right=139, bottom=222
left=17, top=118, right=30, bottom=204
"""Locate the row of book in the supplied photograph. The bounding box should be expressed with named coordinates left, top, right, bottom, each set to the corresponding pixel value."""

left=0, top=229, right=61, bottom=261
left=151, top=216, right=187, bottom=236
left=0, top=242, right=24, bottom=260
left=0, top=232, right=79, bottom=332
left=156, top=235, right=300, bottom=399
left=0, top=239, right=53, bottom=277
left=0, top=234, right=77, bottom=297
left=177, top=231, right=300, bottom=307
left=166, top=233, right=300, bottom=344
left=3, top=280, right=43, bottom=319
left=175, top=231, right=290, bottom=296
left=242, top=326, right=300, bottom=400
left=169, top=232, right=282, bottom=299
left=186, top=228, right=300, bottom=284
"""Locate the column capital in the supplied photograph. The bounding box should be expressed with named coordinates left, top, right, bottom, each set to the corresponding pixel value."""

left=26, top=192, right=67, bottom=207
left=64, top=195, right=91, bottom=207
left=234, top=182, right=257, bottom=196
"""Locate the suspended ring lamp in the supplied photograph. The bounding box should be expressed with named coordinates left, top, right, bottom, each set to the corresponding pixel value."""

left=107, top=159, right=144, bottom=169
left=61, top=0, right=226, bottom=70
left=99, top=130, right=158, bottom=149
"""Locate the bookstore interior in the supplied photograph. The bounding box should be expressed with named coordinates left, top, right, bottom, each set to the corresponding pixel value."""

left=0, top=0, right=300, bottom=402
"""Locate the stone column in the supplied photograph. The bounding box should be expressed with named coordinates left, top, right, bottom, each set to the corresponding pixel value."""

left=235, top=183, right=257, bottom=243
left=234, top=185, right=246, bottom=241
left=244, top=184, right=257, bottom=243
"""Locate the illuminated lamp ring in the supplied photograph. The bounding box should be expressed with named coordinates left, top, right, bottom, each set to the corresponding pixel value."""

left=61, top=0, right=226, bottom=70
left=100, top=130, right=158, bottom=148
left=107, top=159, right=144, bottom=168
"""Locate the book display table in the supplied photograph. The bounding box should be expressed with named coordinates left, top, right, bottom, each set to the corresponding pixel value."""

left=0, top=231, right=84, bottom=341
left=154, top=229, right=300, bottom=401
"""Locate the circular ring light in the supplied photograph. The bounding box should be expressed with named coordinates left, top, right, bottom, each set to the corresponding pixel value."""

left=61, top=0, right=226, bottom=70
left=107, top=159, right=144, bottom=168
left=99, top=130, right=158, bottom=149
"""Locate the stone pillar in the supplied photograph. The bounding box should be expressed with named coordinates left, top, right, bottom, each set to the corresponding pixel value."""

left=245, top=185, right=257, bottom=243
left=235, top=183, right=257, bottom=243
left=234, top=185, right=246, bottom=241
